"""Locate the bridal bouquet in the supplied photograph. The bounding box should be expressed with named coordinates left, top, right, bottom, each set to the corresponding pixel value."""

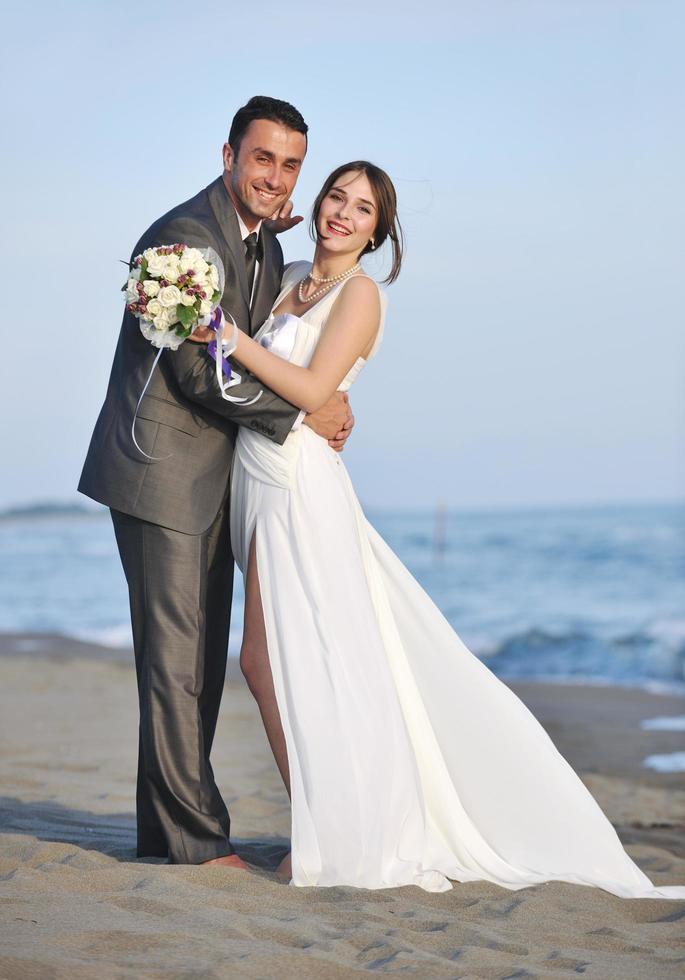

left=123, top=244, right=223, bottom=350
left=123, top=243, right=261, bottom=460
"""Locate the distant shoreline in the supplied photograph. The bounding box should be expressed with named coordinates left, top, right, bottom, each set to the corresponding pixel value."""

left=0, top=498, right=683, bottom=523
left=0, top=502, right=107, bottom=522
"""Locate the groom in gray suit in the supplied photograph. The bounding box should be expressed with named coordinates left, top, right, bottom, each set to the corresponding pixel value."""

left=79, top=96, right=352, bottom=866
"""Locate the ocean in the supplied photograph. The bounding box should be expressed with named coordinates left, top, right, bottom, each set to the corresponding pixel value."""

left=1, top=502, right=683, bottom=694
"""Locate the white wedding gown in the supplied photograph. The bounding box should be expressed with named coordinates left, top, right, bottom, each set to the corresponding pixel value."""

left=230, top=261, right=685, bottom=899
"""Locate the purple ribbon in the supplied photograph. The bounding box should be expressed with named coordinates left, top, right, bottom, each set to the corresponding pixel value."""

left=206, top=307, right=232, bottom=381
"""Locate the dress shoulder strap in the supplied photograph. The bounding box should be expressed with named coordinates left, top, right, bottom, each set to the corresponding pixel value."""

left=269, top=260, right=310, bottom=311
left=283, top=260, right=311, bottom=291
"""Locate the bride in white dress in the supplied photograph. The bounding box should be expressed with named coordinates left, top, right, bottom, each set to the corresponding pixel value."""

left=228, top=161, right=685, bottom=899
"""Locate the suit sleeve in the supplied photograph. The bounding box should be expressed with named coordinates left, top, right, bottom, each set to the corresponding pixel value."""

left=144, top=216, right=300, bottom=445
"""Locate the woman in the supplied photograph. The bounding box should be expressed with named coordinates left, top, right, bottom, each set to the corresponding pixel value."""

left=227, top=161, right=684, bottom=898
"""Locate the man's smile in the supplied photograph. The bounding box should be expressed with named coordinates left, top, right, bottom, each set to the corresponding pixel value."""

left=253, top=186, right=281, bottom=203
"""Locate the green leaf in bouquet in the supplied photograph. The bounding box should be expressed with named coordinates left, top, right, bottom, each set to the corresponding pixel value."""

left=211, top=290, right=221, bottom=304
left=140, top=257, right=148, bottom=277
left=176, top=304, right=198, bottom=330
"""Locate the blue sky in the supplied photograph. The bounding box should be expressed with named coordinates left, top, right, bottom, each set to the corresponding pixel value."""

left=1, top=0, right=683, bottom=509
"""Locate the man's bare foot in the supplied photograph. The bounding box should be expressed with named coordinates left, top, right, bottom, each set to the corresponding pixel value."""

left=276, top=852, right=292, bottom=878
left=202, top=854, right=250, bottom=870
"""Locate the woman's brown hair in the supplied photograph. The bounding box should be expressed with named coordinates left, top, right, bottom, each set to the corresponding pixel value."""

left=309, top=161, right=403, bottom=284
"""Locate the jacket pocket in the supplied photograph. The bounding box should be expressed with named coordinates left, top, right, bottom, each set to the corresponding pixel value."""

left=135, top=393, right=208, bottom=437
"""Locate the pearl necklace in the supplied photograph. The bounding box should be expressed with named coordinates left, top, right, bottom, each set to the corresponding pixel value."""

left=298, top=263, right=362, bottom=304
left=309, top=263, right=361, bottom=283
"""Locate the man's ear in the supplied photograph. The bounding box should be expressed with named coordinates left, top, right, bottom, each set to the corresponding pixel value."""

left=222, top=142, right=234, bottom=172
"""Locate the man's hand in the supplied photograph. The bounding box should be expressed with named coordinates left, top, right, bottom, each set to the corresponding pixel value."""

left=328, top=410, right=355, bottom=453
left=264, top=199, right=304, bottom=236
left=303, top=391, right=355, bottom=451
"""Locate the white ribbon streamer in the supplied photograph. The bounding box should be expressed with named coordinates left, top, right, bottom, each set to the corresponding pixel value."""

left=131, top=346, right=171, bottom=461
left=212, top=310, right=263, bottom=406
left=131, top=311, right=263, bottom=461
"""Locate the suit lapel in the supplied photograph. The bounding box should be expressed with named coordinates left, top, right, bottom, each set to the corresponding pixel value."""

left=206, top=177, right=250, bottom=313
left=250, top=228, right=281, bottom=336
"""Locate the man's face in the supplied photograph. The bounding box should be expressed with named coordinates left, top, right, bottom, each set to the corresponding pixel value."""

left=223, top=119, right=306, bottom=227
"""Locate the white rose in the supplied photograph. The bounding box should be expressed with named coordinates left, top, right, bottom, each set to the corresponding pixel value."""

left=180, top=253, right=209, bottom=280
left=208, top=264, right=220, bottom=290
left=145, top=250, right=167, bottom=278
left=199, top=299, right=213, bottom=315
left=153, top=307, right=178, bottom=331
left=125, top=278, right=140, bottom=303
left=179, top=247, right=204, bottom=274
left=180, top=290, right=197, bottom=307
left=142, top=279, right=160, bottom=298
left=146, top=298, right=163, bottom=319
left=162, top=255, right=181, bottom=282
left=158, top=285, right=182, bottom=308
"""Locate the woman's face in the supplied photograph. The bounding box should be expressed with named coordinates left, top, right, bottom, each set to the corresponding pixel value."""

left=316, top=171, right=378, bottom=259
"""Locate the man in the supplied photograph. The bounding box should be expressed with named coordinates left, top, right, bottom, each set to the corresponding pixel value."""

left=79, top=96, right=352, bottom=867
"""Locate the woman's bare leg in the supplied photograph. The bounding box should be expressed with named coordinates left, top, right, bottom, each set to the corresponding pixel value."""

left=240, top=531, right=291, bottom=799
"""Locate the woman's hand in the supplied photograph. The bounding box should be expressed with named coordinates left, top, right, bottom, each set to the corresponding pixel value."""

left=188, top=325, right=214, bottom=344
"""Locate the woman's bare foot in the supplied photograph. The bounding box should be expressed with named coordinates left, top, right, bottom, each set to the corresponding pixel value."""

left=203, top=854, right=250, bottom=870
left=276, top=852, right=292, bottom=878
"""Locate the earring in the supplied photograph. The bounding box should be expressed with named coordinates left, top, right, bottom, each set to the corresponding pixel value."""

left=369, top=239, right=375, bottom=251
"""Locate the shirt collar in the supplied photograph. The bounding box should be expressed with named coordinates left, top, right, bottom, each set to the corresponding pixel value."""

left=234, top=206, right=262, bottom=242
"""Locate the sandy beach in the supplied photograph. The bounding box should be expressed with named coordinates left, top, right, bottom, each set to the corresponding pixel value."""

left=1, top=633, right=684, bottom=979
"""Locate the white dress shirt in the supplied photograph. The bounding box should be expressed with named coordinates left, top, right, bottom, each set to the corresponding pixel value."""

left=233, top=206, right=305, bottom=430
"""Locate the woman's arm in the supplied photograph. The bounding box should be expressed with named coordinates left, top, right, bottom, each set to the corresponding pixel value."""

left=232, top=276, right=381, bottom=414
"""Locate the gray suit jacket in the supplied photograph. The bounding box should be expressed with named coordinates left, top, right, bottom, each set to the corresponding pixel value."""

left=78, top=177, right=300, bottom=534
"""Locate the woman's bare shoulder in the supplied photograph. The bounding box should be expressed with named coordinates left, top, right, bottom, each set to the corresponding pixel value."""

left=327, top=277, right=382, bottom=359
left=337, top=274, right=381, bottom=308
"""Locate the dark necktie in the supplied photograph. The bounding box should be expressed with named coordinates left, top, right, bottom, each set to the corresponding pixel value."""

left=244, top=232, right=260, bottom=300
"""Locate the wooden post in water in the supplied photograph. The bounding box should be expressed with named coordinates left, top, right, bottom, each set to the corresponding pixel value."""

left=433, top=500, right=447, bottom=561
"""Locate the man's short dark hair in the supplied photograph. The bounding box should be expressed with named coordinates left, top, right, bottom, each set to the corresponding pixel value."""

left=228, top=96, right=308, bottom=157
